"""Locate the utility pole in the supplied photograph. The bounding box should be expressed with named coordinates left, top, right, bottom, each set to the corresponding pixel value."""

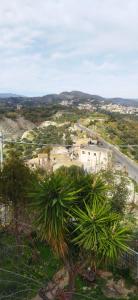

left=0, top=131, right=3, bottom=170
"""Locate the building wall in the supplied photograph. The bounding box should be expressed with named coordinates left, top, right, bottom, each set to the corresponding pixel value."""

left=79, top=148, right=111, bottom=172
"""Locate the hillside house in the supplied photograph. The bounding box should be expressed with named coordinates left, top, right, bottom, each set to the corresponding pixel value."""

left=78, top=145, right=112, bottom=173
left=27, top=153, right=48, bottom=170
left=27, top=146, right=81, bottom=171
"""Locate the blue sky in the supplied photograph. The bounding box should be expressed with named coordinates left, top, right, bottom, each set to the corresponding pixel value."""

left=1, top=0, right=138, bottom=97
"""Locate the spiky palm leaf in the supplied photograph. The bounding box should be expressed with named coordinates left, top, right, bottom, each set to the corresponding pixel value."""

left=101, top=223, right=131, bottom=261
left=72, top=200, right=130, bottom=264
left=55, top=168, right=107, bottom=208
left=85, top=175, right=107, bottom=205
left=30, top=174, right=78, bottom=257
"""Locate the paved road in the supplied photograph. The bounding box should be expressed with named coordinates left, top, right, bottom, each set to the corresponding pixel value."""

left=77, top=124, right=138, bottom=183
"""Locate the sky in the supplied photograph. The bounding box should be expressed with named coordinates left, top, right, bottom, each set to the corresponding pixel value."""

left=1, top=0, right=138, bottom=97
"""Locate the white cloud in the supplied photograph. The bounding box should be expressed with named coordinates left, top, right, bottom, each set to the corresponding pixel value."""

left=0, top=0, right=138, bottom=97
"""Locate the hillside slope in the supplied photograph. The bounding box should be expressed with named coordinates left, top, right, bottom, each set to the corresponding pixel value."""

left=0, top=116, right=35, bottom=139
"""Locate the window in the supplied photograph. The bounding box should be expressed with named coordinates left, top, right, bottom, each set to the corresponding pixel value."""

left=82, top=151, right=85, bottom=154
left=88, top=152, right=91, bottom=155
left=94, top=153, right=96, bottom=156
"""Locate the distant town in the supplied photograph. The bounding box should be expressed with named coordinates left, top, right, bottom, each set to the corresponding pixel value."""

left=60, top=99, right=138, bottom=115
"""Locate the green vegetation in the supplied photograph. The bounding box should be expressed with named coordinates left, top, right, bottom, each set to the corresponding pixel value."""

left=4, top=124, right=74, bottom=160
left=0, top=231, right=61, bottom=300
left=0, top=232, right=137, bottom=300
left=0, top=143, right=137, bottom=299
left=0, top=103, right=91, bottom=124
left=0, top=100, right=104, bottom=124
left=89, top=114, right=138, bottom=161
left=2, top=100, right=138, bottom=163
left=0, top=151, right=36, bottom=245
left=28, top=124, right=73, bottom=145
left=101, top=170, right=130, bottom=215
left=20, top=105, right=104, bottom=124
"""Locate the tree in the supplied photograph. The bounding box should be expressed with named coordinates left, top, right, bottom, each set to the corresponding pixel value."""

left=101, top=170, right=129, bottom=215
left=30, top=166, right=130, bottom=300
left=65, top=133, right=73, bottom=148
left=30, top=172, right=78, bottom=257
left=41, top=146, right=53, bottom=161
left=40, top=146, right=53, bottom=174
left=0, top=150, right=35, bottom=245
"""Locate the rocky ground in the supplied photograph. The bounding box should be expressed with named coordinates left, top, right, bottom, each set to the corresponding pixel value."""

left=32, top=269, right=138, bottom=300
left=0, top=116, right=35, bottom=139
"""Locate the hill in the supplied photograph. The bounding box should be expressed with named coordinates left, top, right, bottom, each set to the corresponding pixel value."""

left=0, top=93, right=23, bottom=98
left=0, top=91, right=138, bottom=107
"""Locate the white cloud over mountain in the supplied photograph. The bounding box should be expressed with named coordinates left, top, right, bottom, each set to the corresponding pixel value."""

left=0, top=0, right=138, bottom=97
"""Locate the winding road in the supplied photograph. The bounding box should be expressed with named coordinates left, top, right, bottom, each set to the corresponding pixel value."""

left=77, top=124, right=138, bottom=183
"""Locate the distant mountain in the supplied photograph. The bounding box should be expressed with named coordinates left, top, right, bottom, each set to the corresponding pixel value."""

left=0, top=91, right=138, bottom=107
left=0, top=93, right=23, bottom=98
left=40, top=91, right=138, bottom=106
left=59, top=91, right=94, bottom=99
left=108, top=97, right=138, bottom=106
left=59, top=91, right=105, bottom=101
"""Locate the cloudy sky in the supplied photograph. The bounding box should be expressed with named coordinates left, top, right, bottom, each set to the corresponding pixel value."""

left=1, top=0, right=138, bottom=97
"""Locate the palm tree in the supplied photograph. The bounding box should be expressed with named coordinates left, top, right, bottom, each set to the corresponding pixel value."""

left=30, top=167, right=130, bottom=300
left=64, top=200, right=130, bottom=300
left=30, top=173, right=78, bottom=257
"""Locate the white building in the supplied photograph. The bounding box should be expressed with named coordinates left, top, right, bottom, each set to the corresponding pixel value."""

left=78, top=145, right=112, bottom=173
